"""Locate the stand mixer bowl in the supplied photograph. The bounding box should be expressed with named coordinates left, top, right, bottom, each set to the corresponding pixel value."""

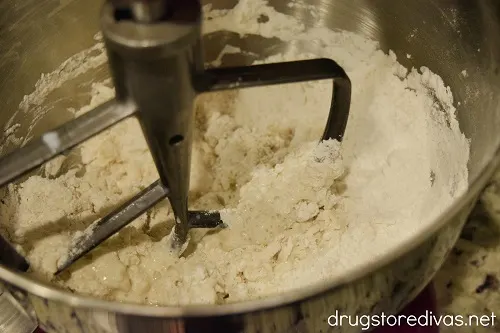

left=1, top=0, right=500, bottom=332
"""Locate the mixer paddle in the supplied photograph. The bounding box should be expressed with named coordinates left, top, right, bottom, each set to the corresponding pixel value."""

left=54, top=58, right=351, bottom=274
left=0, top=0, right=352, bottom=276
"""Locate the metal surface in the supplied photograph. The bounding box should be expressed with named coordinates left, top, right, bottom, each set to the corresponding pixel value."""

left=0, top=100, right=136, bottom=188
left=110, top=0, right=167, bottom=21
left=0, top=0, right=499, bottom=333
left=0, top=288, right=36, bottom=333
left=129, top=0, right=167, bottom=22
left=102, top=0, right=203, bottom=251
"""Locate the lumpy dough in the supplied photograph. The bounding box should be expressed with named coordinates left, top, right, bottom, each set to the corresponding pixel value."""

left=0, top=1, right=470, bottom=306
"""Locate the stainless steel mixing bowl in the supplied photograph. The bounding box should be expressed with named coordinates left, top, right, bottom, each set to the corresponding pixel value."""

left=1, top=0, right=500, bottom=332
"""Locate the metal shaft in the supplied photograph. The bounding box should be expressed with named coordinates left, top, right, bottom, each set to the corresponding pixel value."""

left=102, top=0, right=202, bottom=250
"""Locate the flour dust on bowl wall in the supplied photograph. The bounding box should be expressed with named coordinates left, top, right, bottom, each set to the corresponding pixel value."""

left=0, top=0, right=470, bottom=306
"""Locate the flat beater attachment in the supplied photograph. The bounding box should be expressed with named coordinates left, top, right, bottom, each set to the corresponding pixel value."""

left=0, top=0, right=351, bottom=274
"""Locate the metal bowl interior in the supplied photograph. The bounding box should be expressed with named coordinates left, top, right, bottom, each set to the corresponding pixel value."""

left=0, top=0, right=500, bottom=317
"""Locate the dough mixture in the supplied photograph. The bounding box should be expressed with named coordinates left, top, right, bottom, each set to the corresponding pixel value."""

left=0, top=0, right=470, bottom=305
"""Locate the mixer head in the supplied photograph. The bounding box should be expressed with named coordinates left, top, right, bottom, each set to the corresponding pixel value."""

left=0, top=0, right=351, bottom=274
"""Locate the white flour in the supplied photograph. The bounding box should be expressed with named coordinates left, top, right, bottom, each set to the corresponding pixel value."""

left=0, top=0, right=470, bottom=305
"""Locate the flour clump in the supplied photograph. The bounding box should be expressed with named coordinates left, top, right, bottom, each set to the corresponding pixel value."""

left=0, top=0, right=469, bottom=305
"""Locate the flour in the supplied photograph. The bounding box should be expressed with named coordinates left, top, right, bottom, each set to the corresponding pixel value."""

left=0, top=0, right=470, bottom=305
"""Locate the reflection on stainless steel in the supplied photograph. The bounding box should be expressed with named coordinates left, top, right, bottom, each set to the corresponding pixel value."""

left=0, top=288, right=37, bottom=333
left=130, top=0, right=167, bottom=22
left=0, top=100, right=136, bottom=188
left=0, top=0, right=499, bottom=333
